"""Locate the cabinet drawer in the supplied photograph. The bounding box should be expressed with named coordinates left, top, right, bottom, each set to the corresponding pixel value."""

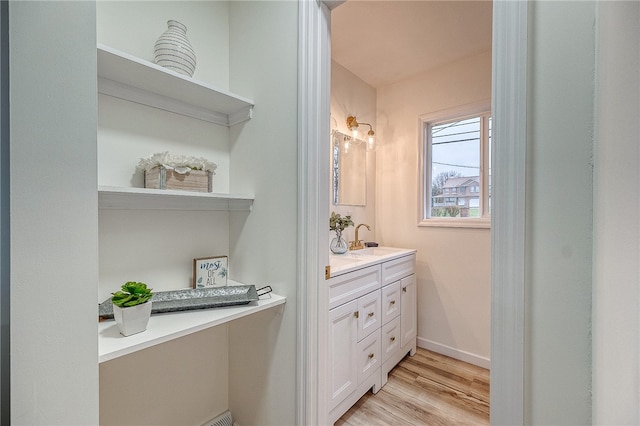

left=381, top=281, right=401, bottom=325
left=381, top=254, right=416, bottom=286
left=329, top=264, right=381, bottom=310
left=357, top=290, right=381, bottom=341
left=381, top=316, right=401, bottom=364
left=357, top=329, right=381, bottom=385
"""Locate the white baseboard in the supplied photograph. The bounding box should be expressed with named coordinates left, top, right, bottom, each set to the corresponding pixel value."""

left=417, top=337, right=491, bottom=369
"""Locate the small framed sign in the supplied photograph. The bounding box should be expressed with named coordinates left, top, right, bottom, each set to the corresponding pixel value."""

left=193, top=256, right=228, bottom=288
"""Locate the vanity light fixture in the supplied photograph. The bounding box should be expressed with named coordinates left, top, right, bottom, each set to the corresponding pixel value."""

left=346, top=115, right=377, bottom=152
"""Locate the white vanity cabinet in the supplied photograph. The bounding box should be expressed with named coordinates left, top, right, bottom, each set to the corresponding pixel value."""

left=327, top=265, right=382, bottom=419
left=327, top=249, right=416, bottom=424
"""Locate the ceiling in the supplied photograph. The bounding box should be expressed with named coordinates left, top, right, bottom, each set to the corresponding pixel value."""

left=331, top=0, right=493, bottom=88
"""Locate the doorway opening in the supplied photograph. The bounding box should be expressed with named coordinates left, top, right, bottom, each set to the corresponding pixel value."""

left=297, top=1, right=527, bottom=424
left=330, top=1, right=492, bottom=423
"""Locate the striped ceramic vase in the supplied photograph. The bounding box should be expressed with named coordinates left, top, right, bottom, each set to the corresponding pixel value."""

left=153, top=20, right=197, bottom=77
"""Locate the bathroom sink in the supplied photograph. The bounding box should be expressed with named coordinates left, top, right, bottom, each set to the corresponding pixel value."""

left=329, top=246, right=416, bottom=277
left=357, top=247, right=403, bottom=257
left=329, top=252, right=377, bottom=275
left=329, top=252, right=370, bottom=268
left=329, top=255, right=362, bottom=268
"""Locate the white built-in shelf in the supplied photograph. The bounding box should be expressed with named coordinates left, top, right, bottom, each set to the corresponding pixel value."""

left=98, top=186, right=254, bottom=211
left=99, top=291, right=286, bottom=363
left=97, top=44, right=255, bottom=126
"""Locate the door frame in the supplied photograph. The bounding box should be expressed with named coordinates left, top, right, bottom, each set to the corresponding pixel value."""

left=0, top=1, right=9, bottom=422
left=296, top=1, right=332, bottom=425
left=489, top=1, right=528, bottom=424
left=297, top=1, right=528, bottom=424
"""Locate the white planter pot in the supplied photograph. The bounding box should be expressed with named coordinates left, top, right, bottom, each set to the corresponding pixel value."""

left=113, top=302, right=152, bottom=336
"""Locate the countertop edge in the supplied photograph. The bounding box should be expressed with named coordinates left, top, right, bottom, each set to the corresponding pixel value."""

left=329, top=247, right=417, bottom=278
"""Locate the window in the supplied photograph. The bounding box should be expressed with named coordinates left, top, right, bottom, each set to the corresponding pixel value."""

left=420, top=103, right=491, bottom=227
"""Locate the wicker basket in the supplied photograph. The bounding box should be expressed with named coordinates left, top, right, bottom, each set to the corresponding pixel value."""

left=144, top=165, right=212, bottom=192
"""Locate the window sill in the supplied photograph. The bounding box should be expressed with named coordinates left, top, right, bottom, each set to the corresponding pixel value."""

left=418, top=217, right=491, bottom=229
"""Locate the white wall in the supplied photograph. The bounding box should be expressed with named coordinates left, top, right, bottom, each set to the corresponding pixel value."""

left=225, top=2, right=299, bottom=425
left=592, top=1, right=640, bottom=423
left=375, top=51, right=492, bottom=367
left=330, top=61, right=376, bottom=243
left=525, top=2, right=595, bottom=423
left=9, top=2, right=99, bottom=423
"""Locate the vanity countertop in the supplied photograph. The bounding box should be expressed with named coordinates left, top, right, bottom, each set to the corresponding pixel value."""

left=329, top=246, right=417, bottom=277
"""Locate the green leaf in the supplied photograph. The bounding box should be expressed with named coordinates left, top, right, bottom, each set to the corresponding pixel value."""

left=111, top=281, right=153, bottom=307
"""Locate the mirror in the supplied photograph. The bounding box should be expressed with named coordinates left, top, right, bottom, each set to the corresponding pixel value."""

left=332, top=131, right=366, bottom=206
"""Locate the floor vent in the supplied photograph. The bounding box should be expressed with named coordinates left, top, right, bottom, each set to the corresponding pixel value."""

left=202, top=410, right=235, bottom=426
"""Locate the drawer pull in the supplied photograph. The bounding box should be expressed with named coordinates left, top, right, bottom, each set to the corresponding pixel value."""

left=390, top=300, right=396, bottom=305
left=368, top=353, right=374, bottom=359
left=390, top=336, right=396, bottom=342
left=402, top=287, right=407, bottom=293
left=368, top=312, right=375, bottom=318
left=354, top=311, right=359, bottom=319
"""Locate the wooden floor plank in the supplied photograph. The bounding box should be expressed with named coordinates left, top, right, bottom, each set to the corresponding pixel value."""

left=336, top=348, right=490, bottom=425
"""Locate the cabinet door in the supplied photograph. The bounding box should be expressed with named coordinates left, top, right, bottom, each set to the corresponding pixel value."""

left=357, top=290, right=381, bottom=341
left=328, top=300, right=358, bottom=411
left=400, top=274, right=417, bottom=348
left=381, top=281, right=401, bottom=325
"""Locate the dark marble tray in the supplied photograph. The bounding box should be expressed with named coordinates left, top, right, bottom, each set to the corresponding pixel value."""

left=99, top=285, right=259, bottom=320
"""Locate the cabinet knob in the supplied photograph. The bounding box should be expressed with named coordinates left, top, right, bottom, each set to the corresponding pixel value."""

left=402, top=287, right=407, bottom=292
left=354, top=311, right=359, bottom=319
left=390, top=336, right=396, bottom=342
left=390, top=300, right=396, bottom=305
left=368, top=312, right=375, bottom=318
left=368, top=353, right=374, bottom=359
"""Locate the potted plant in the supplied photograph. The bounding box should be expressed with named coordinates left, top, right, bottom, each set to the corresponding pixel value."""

left=111, top=281, right=153, bottom=336
left=329, top=212, right=354, bottom=254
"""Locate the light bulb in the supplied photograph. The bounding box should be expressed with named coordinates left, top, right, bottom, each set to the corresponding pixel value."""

left=366, top=130, right=376, bottom=152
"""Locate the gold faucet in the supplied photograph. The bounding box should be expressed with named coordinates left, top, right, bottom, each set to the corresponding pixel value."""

left=349, top=223, right=371, bottom=250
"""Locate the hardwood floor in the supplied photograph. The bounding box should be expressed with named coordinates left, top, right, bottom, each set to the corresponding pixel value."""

left=336, top=348, right=490, bottom=425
